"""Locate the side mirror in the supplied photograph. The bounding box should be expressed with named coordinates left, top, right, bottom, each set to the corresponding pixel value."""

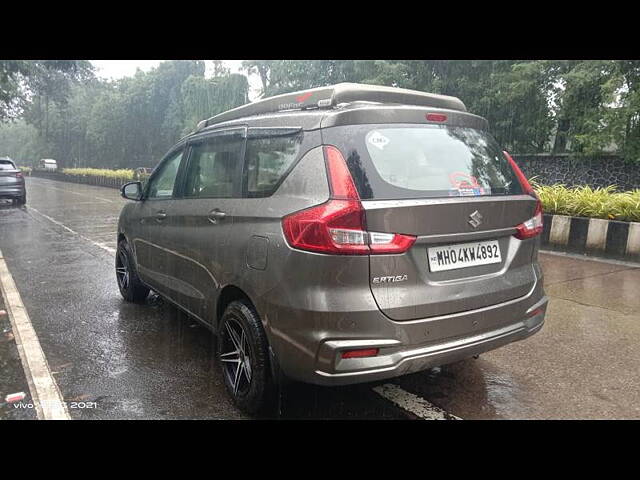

left=121, top=181, right=143, bottom=201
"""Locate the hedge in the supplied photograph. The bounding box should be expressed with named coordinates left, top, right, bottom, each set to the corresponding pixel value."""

left=533, top=183, right=640, bottom=223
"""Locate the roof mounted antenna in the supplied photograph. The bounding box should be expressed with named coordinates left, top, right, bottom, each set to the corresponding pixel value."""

left=195, top=82, right=466, bottom=132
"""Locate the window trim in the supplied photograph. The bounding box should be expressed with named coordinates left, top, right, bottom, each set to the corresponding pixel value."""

left=241, top=127, right=305, bottom=199
left=177, top=126, right=248, bottom=200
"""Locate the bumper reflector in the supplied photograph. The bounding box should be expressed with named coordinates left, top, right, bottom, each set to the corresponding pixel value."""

left=526, top=307, right=544, bottom=318
left=341, top=348, right=379, bottom=359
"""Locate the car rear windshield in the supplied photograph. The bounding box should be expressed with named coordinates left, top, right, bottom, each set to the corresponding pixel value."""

left=325, top=124, right=523, bottom=200
left=0, top=160, right=16, bottom=170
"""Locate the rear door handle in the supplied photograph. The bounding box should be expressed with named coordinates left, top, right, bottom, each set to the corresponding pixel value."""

left=208, top=209, right=226, bottom=224
left=156, top=210, right=167, bottom=221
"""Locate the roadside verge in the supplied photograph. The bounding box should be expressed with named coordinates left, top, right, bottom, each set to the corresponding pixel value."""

left=0, top=248, right=70, bottom=420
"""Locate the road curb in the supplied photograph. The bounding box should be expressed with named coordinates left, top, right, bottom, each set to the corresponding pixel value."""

left=542, top=213, right=640, bottom=262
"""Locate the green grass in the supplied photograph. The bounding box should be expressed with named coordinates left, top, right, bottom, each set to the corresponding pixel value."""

left=532, top=182, right=640, bottom=223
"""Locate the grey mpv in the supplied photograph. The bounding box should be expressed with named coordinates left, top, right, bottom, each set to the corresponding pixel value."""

left=117, top=83, right=548, bottom=413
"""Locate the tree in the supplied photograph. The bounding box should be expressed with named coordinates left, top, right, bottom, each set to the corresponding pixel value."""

left=240, top=60, right=558, bottom=153
left=181, top=73, right=249, bottom=134
left=551, top=60, right=612, bottom=153
left=0, top=61, right=31, bottom=119
left=583, top=60, right=640, bottom=161
left=210, top=60, right=230, bottom=77
left=0, top=60, right=249, bottom=169
left=1, top=60, right=93, bottom=122
left=2, top=60, right=639, bottom=168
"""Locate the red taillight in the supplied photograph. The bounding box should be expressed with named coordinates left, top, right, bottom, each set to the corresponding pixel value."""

left=515, top=201, right=543, bottom=239
left=324, top=145, right=360, bottom=200
left=505, top=151, right=544, bottom=240
left=426, top=113, right=447, bottom=122
left=341, top=348, right=379, bottom=359
left=15, top=172, right=23, bottom=178
left=282, top=199, right=370, bottom=255
left=281, top=146, right=416, bottom=255
left=504, top=151, right=534, bottom=196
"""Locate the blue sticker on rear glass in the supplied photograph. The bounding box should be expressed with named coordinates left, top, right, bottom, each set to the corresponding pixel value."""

left=456, top=187, right=486, bottom=196
left=449, top=187, right=488, bottom=196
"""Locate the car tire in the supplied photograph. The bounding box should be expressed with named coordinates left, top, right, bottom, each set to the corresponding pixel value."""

left=16, top=193, right=26, bottom=206
left=218, top=300, right=273, bottom=415
left=116, top=240, right=150, bottom=303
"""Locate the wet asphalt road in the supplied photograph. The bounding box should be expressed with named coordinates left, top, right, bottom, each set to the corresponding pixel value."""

left=0, top=176, right=639, bottom=419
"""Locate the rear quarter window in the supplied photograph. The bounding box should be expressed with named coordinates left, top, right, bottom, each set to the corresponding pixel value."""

left=243, top=130, right=303, bottom=197
left=324, top=124, right=523, bottom=200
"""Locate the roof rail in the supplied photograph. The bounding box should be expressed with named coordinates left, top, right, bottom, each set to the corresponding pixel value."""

left=196, top=82, right=466, bottom=131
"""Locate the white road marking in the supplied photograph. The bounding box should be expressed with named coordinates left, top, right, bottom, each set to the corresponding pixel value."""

left=0, top=248, right=71, bottom=420
left=373, top=383, right=462, bottom=420
left=27, top=207, right=116, bottom=256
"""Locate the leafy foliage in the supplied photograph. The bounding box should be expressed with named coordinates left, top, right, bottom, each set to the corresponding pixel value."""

left=0, top=60, right=92, bottom=120
left=62, top=168, right=134, bottom=180
left=1, top=60, right=639, bottom=169
left=242, top=60, right=640, bottom=162
left=0, top=61, right=248, bottom=169
left=181, top=73, right=249, bottom=136
left=533, top=182, right=640, bottom=222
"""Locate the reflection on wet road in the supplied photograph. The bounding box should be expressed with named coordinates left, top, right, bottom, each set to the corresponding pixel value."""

left=0, top=177, right=639, bottom=419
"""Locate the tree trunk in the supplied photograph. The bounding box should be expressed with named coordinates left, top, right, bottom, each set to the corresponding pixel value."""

left=257, top=65, right=269, bottom=96
left=553, top=118, right=570, bottom=153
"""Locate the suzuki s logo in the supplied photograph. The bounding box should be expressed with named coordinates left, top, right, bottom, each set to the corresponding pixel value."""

left=468, top=210, right=483, bottom=228
left=372, top=275, right=408, bottom=284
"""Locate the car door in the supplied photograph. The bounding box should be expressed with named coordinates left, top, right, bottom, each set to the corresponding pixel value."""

left=168, top=127, right=246, bottom=324
left=133, top=147, right=186, bottom=302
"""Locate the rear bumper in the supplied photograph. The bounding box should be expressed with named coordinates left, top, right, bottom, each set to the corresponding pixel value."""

left=312, top=298, right=546, bottom=386
left=0, top=185, right=25, bottom=198
left=267, top=277, right=547, bottom=386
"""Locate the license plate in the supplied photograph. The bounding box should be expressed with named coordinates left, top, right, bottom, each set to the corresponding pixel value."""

left=428, top=240, right=501, bottom=272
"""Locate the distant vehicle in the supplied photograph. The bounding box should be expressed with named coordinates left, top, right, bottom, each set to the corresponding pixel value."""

left=37, top=158, right=58, bottom=171
left=116, top=83, right=547, bottom=414
left=0, top=157, right=27, bottom=205
left=134, top=167, right=153, bottom=179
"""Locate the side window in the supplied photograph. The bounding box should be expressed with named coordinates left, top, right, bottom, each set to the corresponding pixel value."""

left=147, top=149, right=183, bottom=199
left=184, top=133, right=244, bottom=198
left=243, top=132, right=303, bottom=197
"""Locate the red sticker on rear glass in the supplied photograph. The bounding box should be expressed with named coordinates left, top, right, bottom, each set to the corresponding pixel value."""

left=449, top=172, right=480, bottom=189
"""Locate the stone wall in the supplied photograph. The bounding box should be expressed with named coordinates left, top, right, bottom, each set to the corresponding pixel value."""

left=513, top=154, right=640, bottom=191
